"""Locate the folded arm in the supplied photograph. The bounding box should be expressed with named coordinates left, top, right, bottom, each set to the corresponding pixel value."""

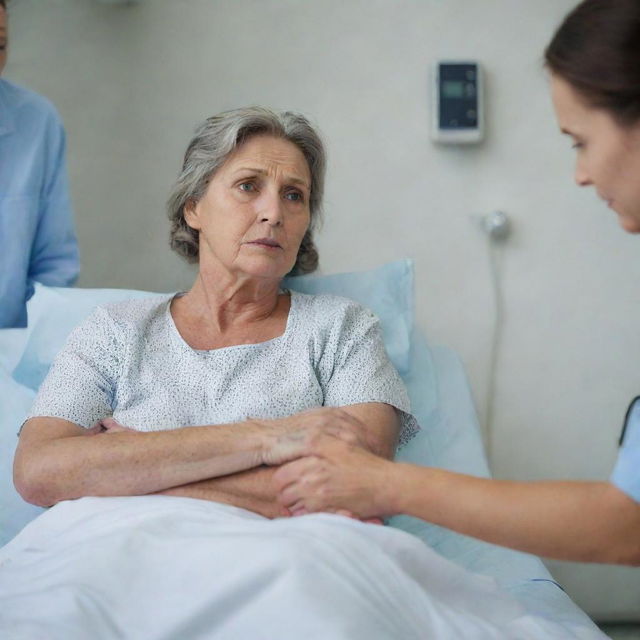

left=14, top=403, right=397, bottom=514
left=159, top=467, right=287, bottom=519
left=14, top=416, right=269, bottom=507
left=156, top=402, right=399, bottom=518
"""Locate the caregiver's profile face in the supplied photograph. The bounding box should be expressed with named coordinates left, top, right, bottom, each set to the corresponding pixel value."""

left=0, top=7, right=7, bottom=76
left=551, top=75, right=640, bottom=234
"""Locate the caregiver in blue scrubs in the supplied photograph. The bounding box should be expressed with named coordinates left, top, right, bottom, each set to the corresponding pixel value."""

left=0, top=0, right=79, bottom=328
left=272, top=0, right=640, bottom=566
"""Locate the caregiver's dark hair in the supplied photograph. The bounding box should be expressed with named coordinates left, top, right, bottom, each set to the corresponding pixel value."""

left=0, top=1, right=6, bottom=10
left=545, top=0, right=640, bottom=126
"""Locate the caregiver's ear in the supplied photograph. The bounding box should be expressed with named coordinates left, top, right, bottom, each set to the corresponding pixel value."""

left=184, top=198, right=201, bottom=231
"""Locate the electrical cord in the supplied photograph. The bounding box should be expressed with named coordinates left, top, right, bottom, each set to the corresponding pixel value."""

left=480, top=212, right=510, bottom=468
left=484, top=239, right=505, bottom=467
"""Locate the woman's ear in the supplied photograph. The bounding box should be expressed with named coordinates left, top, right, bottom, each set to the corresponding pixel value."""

left=184, top=198, right=201, bottom=231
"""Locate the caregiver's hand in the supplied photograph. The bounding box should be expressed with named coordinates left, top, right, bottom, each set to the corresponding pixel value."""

left=273, top=434, right=395, bottom=519
left=260, top=407, right=371, bottom=466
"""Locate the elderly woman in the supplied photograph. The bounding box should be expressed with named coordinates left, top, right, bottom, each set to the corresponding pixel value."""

left=14, top=107, right=415, bottom=517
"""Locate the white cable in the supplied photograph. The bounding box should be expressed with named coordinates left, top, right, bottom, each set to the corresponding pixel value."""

left=480, top=211, right=510, bottom=469
left=483, top=239, right=504, bottom=468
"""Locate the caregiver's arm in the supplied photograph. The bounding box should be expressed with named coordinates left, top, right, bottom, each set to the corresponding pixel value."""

left=394, top=467, right=640, bottom=566
left=274, top=439, right=640, bottom=565
left=157, top=402, right=399, bottom=518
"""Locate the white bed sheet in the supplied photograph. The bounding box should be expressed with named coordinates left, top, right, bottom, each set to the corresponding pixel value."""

left=0, top=495, right=606, bottom=640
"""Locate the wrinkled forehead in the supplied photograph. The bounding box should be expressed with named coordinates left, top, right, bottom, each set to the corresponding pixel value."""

left=225, top=134, right=311, bottom=185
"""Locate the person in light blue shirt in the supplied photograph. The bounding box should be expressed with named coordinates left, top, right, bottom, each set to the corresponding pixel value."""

left=611, top=397, right=640, bottom=506
left=0, top=0, right=79, bottom=328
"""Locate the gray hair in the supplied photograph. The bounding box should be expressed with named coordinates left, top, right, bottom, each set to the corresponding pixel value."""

left=167, top=106, right=326, bottom=275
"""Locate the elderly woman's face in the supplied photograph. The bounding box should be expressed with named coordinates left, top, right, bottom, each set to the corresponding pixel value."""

left=186, top=134, right=312, bottom=280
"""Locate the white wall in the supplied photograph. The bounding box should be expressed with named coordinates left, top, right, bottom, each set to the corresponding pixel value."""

left=7, top=0, right=640, bottom=618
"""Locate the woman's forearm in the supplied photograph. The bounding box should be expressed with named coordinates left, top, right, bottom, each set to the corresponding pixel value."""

left=390, top=464, right=640, bottom=565
left=16, top=407, right=371, bottom=508
left=159, top=466, right=287, bottom=519
left=15, top=418, right=270, bottom=507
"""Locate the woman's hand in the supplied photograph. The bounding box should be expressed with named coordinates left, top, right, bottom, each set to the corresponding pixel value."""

left=94, top=418, right=135, bottom=433
left=272, top=433, right=396, bottom=519
left=260, top=407, right=371, bottom=467
left=83, top=417, right=132, bottom=436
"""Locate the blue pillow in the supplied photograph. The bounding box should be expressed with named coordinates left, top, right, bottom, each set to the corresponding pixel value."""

left=0, top=327, right=28, bottom=375
left=285, top=259, right=413, bottom=374
left=13, top=285, right=161, bottom=390
left=13, top=260, right=414, bottom=391
left=0, top=370, right=43, bottom=546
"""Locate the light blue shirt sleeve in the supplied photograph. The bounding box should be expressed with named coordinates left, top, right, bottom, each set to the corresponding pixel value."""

left=610, top=398, right=640, bottom=503
left=0, top=79, right=79, bottom=329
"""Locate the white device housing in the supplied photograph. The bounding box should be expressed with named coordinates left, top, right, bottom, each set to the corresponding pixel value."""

left=431, top=61, right=484, bottom=144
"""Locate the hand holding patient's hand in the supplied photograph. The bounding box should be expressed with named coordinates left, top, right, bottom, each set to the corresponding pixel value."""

left=273, top=435, right=394, bottom=520
left=261, top=407, right=370, bottom=466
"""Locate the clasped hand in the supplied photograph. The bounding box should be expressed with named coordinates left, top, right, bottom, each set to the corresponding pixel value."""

left=92, top=409, right=390, bottom=521
left=264, top=407, right=392, bottom=521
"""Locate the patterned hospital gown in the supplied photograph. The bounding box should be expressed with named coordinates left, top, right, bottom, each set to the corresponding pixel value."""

left=28, top=291, right=418, bottom=445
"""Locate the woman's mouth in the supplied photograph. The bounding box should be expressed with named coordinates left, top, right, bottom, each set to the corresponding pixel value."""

left=599, top=193, right=614, bottom=209
left=246, top=238, right=282, bottom=250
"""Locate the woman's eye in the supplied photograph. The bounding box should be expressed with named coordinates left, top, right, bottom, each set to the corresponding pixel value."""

left=285, top=191, right=303, bottom=202
left=238, top=182, right=256, bottom=192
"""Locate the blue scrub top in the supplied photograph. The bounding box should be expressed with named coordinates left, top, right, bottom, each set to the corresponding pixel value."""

left=610, top=398, right=640, bottom=502
left=0, top=79, right=79, bottom=328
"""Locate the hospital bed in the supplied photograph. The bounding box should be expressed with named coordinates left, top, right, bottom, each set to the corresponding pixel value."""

left=0, top=261, right=605, bottom=638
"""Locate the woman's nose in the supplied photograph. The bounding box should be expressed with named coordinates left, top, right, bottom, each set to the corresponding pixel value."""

left=258, top=192, right=284, bottom=225
left=574, top=161, right=592, bottom=187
